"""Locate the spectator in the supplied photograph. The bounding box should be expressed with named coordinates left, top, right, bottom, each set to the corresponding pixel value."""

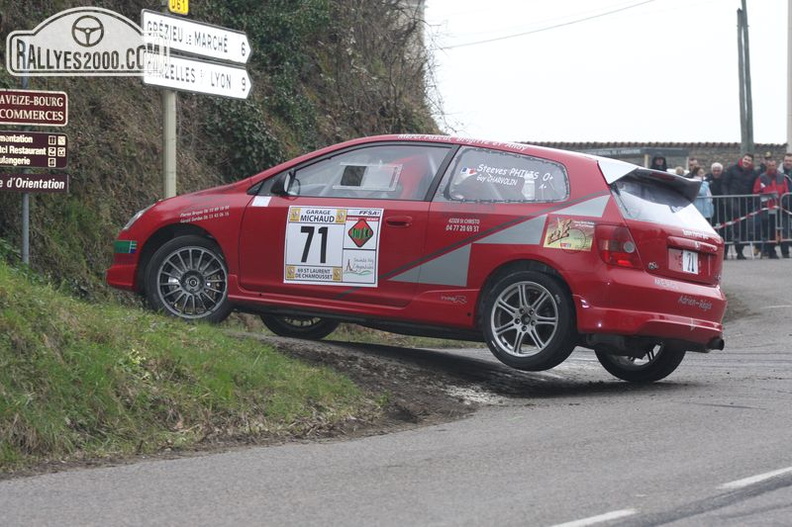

left=691, top=166, right=714, bottom=223
left=753, top=159, right=789, bottom=258
left=759, top=151, right=774, bottom=173
left=650, top=155, right=668, bottom=172
left=705, top=162, right=725, bottom=194
left=688, top=157, right=700, bottom=173
left=723, top=153, right=759, bottom=259
left=674, top=166, right=686, bottom=177
left=706, top=162, right=728, bottom=230
left=782, top=153, right=792, bottom=176
left=781, top=153, right=792, bottom=188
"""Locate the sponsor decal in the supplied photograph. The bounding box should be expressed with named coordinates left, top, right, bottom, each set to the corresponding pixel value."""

left=114, top=240, right=137, bottom=254
left=678, top=295, right=713, bottom=312
left=440, top=294, right=468, bottom=305
left=654, top=277, right=681, bottom=290
left=543, top=217, right=594, bottom=251
left=284, top=207, right=383, bottom=287
left=445, top=216, right=481, bottom=234
left=179, top=204, right=230, bottom=223
left=251, top=196, right=271, bottom=207
left=344, top=255, right=375, bottom=277
left=348, top=219, right=374, bottom=248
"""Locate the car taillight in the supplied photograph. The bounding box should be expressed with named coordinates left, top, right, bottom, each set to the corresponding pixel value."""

left=596, top=224, right=641, bottom=268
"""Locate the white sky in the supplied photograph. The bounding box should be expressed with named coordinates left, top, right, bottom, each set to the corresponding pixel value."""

left=425, top=0, right=788, bottom=144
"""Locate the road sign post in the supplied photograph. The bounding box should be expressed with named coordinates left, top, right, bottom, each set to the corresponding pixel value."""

left=141, top=9, right=251, bottom=197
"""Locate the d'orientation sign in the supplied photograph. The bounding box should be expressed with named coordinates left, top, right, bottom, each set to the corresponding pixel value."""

left=0, top=173, right=70, bottom=194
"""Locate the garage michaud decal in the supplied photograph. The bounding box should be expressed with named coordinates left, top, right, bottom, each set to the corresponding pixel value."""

left=284, top=206, right=383, bottom=287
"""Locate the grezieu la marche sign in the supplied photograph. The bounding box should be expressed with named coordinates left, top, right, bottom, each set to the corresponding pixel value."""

left=142, top=10, right=250, bottom=64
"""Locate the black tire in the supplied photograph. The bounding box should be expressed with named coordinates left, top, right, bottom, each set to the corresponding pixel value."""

left=144, top=235, right=232, bottom=323
left=481, top=271, right=578, bottom=371
left=260, top=315, right=339, bottom=340
left=595, top=344, right=686, bottom=383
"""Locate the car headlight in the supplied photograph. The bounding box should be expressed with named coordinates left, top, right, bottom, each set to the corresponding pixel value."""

left=122, top=204, right=155, bottom=231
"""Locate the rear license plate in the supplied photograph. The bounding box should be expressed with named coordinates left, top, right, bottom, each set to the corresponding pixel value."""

left=669, top=248, right=699, bottom=274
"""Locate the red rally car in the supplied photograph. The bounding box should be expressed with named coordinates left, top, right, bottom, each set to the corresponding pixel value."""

left=107, top=135, right=726, bottom=383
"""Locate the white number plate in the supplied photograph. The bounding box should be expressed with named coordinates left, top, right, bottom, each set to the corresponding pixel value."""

left=682, top=249, right=699, bottom=274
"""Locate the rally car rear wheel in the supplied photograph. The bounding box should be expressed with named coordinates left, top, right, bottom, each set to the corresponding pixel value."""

left=260, top=315, right=340, bottom=340
left=482, top=271, right=577, bottom=371
left=595, top=344, right=686, bottom=383
left=145, top=235, right=232, bottom=323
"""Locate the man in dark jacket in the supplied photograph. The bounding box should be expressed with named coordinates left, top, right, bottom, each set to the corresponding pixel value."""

left=722, top=153, right=758, bottom=259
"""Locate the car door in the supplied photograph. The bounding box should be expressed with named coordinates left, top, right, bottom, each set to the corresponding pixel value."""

left=237, top=143, right=452, bottom=308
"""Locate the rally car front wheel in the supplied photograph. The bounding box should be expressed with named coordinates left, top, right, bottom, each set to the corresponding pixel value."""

left=145, top=235, right=232, bottom=323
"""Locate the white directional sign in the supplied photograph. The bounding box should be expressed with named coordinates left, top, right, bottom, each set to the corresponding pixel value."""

left=143, top=54, right=252, bottom=99
left=141, top=10, right=251, bottom=65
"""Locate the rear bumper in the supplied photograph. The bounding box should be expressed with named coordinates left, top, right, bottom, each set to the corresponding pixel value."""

left=573, top=269, right=726, bottom=347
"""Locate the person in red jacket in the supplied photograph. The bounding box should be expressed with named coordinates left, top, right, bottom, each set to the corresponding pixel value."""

left=753, top=159, right=790, bottom=258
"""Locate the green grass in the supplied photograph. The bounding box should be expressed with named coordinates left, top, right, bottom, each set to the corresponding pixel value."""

left=0, top=260, right=380, bottom=472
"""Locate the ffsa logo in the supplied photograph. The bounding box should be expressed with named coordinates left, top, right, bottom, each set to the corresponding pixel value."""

left=6, top=7, right=147, bottom=76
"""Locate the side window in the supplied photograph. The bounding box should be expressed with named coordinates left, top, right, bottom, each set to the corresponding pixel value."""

left=436, top=147, right=569, bottom=203
left=260, top=144, right=451, bottom=200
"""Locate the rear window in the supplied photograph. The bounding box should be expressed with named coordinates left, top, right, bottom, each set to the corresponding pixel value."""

left=612, top=176, right=714, bottom=231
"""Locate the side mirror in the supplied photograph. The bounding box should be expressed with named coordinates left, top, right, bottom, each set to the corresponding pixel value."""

left=272, top=171, right=296, bottom=196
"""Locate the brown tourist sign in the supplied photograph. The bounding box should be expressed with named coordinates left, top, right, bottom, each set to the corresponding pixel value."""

left=0, top=89, right=68, bottom=127
left=0, top=173, right=70, bottom=193
left=0, top=131, right=68, bottom=169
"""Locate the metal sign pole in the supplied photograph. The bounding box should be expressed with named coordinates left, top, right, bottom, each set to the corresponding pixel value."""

left=163, top=89, right=177, bottom=198
left=161, top=1, right=177, bottom=199
left=21, top=75, right=30, bottom=265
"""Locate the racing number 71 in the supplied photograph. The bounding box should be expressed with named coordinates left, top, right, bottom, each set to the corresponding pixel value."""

left=300, top=226, right=328, bottom=263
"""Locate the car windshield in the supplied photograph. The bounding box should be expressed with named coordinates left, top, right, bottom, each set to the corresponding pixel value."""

left=611, top=176, right=714, bottom=231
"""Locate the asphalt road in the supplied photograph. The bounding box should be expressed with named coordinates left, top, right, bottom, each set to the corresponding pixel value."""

left=2, top=259, right=791, bottom=527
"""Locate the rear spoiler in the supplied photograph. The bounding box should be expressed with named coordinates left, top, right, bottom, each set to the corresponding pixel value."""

left=596, top=158, right=701, bottom=202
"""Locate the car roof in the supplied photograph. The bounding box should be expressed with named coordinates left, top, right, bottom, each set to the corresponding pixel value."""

left=245, top=134, right=696, bottom=198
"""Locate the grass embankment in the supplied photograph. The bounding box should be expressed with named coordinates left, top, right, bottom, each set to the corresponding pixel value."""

left=0, top=261, right=381, bottom=473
